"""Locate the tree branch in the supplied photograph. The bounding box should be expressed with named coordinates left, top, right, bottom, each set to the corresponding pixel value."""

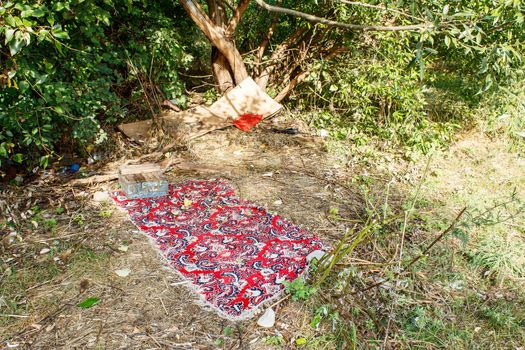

left=338, top=0, right=426, bottom=22
left=274, top=44, right=346, bottom=102
left=255, top=0, right=282, bottom=65
left=226, top=0, right=252, bottom=35
left=255, top=27, right=307, bottom=89
left=254, top=0, right=432, bottom=32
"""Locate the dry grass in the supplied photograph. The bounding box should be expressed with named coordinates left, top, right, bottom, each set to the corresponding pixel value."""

left=1, top=123, right=524, bottom=349
left=1, top=124, right=370, bottom=349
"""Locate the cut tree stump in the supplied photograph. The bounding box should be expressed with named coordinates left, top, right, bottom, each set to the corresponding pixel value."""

left=118, top=77, right=282, bottom=143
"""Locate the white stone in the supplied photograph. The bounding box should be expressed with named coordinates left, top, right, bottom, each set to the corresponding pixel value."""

left=93, top=191, right=110, bottom=202
left=118, top=245, right=129, bottom=252
left=257, top=307, right=275, bottom=328
left=39, top=248, right=50, bottom=255
left=114, top=268, right=131, bottom=277
left=319, top=129, right=329, bottom=138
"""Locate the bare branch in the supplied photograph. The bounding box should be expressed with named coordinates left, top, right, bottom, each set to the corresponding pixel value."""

left=254, top=0, right=432, bottom=31
left=255, top=0, right=282, bottom=65
left=256, top=18, right=279, bottom=64
left=226, top=0, right=252, bottom=34
left=255, top=27, right=308, bottom=89
left=338, top=0, right=425, bottom=22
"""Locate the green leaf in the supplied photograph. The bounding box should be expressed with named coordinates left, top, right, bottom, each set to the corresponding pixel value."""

left=31, top=8, right=46, bottom=18
left=295, top=337, right=307, bottom=345
left=19, top=80, right=30, bottom=93
left=35, top=73, right=48, bottom=85
left=9, top=36, right=23, bottom=56
left=0, top=143, right=7, bottom=158
left=223, top=326, right=233, bottom=336
left=5, top=28, right=15, bottom=44
left=6, top=15, right=16, bottom=26
left=51, top=26, right=69, bottom=40
left=77, top=297, right=100, bottom=309
left=37, top=29, right=49, bottom=42
left=444, top=35, right=450, bottom=48
left=13, top=153, right=23, bottom=163
left=40, top=155, right=49, bottom=168
left=53, top=2, right=65, bottom=11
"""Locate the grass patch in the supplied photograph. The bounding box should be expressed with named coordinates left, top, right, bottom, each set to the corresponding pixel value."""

left=0, top=242, right=111, bottom=327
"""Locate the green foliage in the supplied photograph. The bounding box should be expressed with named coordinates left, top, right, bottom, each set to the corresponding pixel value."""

left=263, top=335, right=284, bottom=346
left=0, top=0, right=192, bottom=170
left=480, top=73, right=525, bottom=149
left=283, top=277, right=316, bottom=301
left=54, top=206, right=65, bottom=214
left=469, top=231, right=525, bottom=282
left=279, top=0, right=524, bottom=155
left=77, top=296, right=100, bottom=309
left=479, top=302, right=525, bottom=330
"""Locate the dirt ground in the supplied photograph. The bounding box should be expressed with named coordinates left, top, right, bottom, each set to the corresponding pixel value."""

left=1, top=121, right=383, bottom=349
left=2, top=120, right=523, bottom=349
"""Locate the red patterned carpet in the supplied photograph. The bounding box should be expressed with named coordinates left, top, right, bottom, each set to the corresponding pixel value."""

left=112, top=179, right=326, bottom=320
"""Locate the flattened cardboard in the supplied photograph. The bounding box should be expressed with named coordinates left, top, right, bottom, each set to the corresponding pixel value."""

left=118, top=77, right=282, bottom=143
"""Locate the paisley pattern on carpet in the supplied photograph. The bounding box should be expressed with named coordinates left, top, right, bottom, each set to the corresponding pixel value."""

left=112, top=179, right=326, bottom=319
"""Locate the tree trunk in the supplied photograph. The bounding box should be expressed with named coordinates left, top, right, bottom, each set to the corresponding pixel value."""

left=208, top=0, right=235, bottom=92
left=179, top=0, right=248, bottom=89
left=211, top=47, right=235, bottom=92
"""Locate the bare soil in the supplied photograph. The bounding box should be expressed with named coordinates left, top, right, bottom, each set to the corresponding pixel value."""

left=1, top=123, right=383, bottom=349
left=3, top=122, right=522, bottom=349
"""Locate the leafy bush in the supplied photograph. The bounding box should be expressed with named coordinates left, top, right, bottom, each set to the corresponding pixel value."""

left=480, top=73, right=525, bottom=149
left=0, top=0, right=192, bottom=170
left=286, top=0, right=524, bottom=155
left=293, top=33, right=459, bottom=155
left=284, top=277, right=317, bottom=301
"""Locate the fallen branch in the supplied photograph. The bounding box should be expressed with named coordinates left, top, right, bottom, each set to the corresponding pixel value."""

left=68, top=159, right=227, bottom=186
left=69, top=173, right=118, bottom=185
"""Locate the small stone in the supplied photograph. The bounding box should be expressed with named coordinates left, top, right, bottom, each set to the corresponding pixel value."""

left=257, top=307, right=275, bottom=328
left=39, top=248, right=50, bottom=255
left=319, top=129, right=329, bottom=138
left=93, top=191, right=110, bottom=202
left=118, top=245, right=129, bottom=252
left=273, top=199, right=283, bottom=206
left=262, top=172, right=274, bottom=177
left=114, top=268, right=131, bottom=277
